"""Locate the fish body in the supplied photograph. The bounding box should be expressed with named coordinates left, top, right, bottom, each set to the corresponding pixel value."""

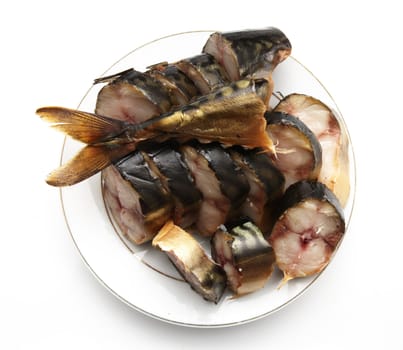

left=37, top=79, right=273, bottom=187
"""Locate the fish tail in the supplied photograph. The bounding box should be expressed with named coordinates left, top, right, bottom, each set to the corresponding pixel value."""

left=36, top=106, right=131, bottom=144
left=36, top=106, right=140, bottom=186
left=46, top=143, right=137, bottom=186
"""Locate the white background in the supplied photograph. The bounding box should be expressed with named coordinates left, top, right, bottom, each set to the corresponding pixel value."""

left=2, top=1, right=402, bottom=348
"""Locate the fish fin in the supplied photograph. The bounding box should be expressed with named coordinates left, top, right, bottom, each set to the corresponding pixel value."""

left=93, top=68, right=134, bottom=84
left=46, top=143, right=137, bottom=186
left=36, top=107, right=127, bottom=144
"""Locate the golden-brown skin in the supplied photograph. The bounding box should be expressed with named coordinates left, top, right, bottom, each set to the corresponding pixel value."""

left=36, top=79, right=273, bottom=187
left=153, top=221, right=226, bottom=303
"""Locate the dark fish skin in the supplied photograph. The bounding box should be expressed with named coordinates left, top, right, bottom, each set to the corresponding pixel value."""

left=139, top=141, right=202, bottom=227
left=241, top=150, right=285, bottom=201
left=212, top=220, right=275, bottom=295
left=273, top=180, right=345, bottom=225
left=147, top=63, right=200, bottom=106
left=114, top=150, right=173, bottom=216
left=176, top=53, right=230, bottom=94
left=198, top=142, right=250, bottom=217
left=103, top=149, right=173, bottom=244
left=203, top=27, right=292, bottom=80
left=230, top=147, right=285, bottom=233
left=108, top=140, right=249, bottom=237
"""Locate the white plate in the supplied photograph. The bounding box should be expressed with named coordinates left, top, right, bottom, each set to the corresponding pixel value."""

left=59, top=31, right=356, bottom=327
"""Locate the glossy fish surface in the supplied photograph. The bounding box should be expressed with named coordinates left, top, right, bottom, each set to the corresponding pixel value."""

left=37, top=27, right=353, bottom=305
left=103, top=150, right=173, bottom=245
left=212, top=221, right=275, bottom=296
left=37, top=79, right=272, bottom=187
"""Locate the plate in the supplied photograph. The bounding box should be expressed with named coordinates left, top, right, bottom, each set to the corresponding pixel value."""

left=59, top=31, right=356, bottom=327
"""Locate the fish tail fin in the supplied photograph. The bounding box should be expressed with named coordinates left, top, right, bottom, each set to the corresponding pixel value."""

left=46, top=143, right=137, bottom=186
left=36, top=106, right=129, bottom=144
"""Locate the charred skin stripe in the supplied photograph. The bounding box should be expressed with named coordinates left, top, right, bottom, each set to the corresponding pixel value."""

left=269, top=180, right=345, bottom=287
left=212, top=221, right=275, bottom=296
left=153, top=220, right=227, bottom=303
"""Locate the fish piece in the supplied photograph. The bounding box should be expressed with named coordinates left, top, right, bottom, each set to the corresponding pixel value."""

left=198, top=143, right=250, bottom=220
left=94, top=68, right=173, bottom=123
left=203, top=27, right=292, bottom=82
left=175, top=54, right=229, bottom=95
left=37, top=78, right=272, bottom=186
left=139, top=141, right=202, bottom=227
left=212, top=221, right=275, bottom=296
left=180, top=143, right=231, bottom=236
left=103, top=151, right=173, bottom=245
left=265, top=111, right=322, bottom=189
left=152, top=220, right=227, bottom=303
left=230, top=148, right=285, bottom=233
left=147, top=63, right=200, bottom=106
left=274, top=94, right=350, bottom=207
left=269, top=180, right=345, bottom=287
